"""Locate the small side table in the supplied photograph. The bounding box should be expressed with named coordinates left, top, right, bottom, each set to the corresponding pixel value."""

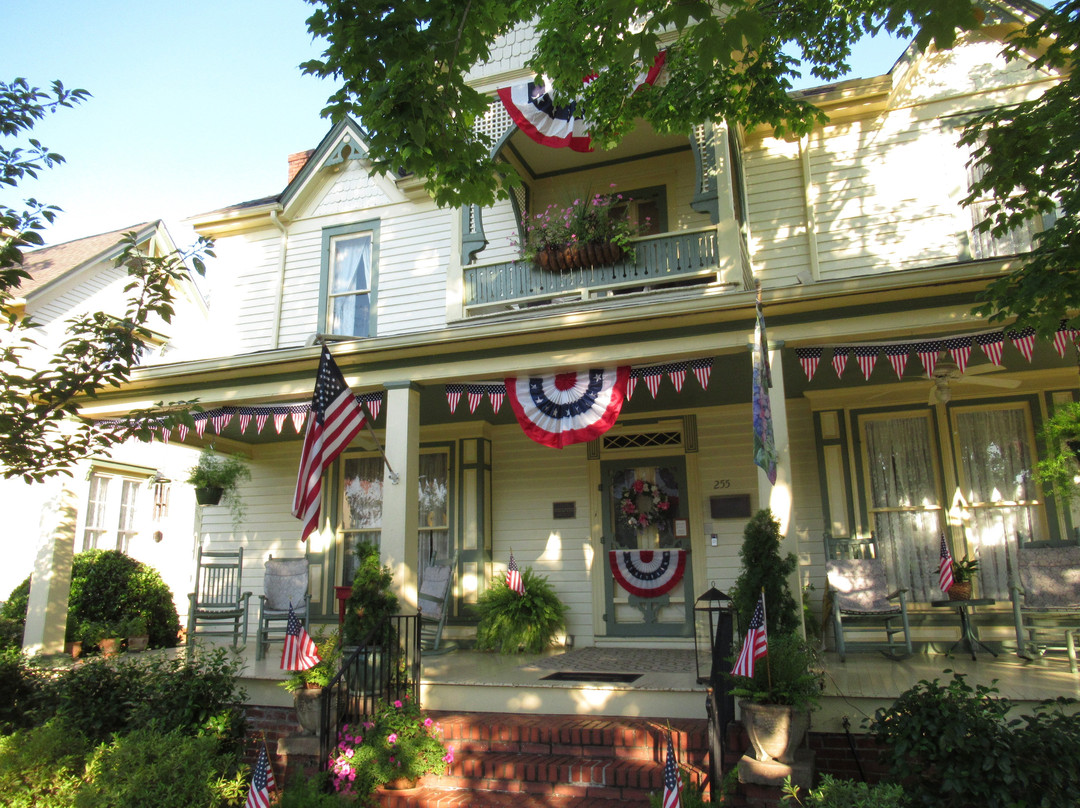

left=334, top=585, right=352, bottom=627
left=931, top=598, right=998, bottom=660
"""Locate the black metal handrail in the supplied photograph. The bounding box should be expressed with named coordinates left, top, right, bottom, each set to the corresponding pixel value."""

left=318, top=613, right=421, bottom=770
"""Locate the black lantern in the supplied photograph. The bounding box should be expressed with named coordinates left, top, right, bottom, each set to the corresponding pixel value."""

left=694, top=583, right=737, bottom=685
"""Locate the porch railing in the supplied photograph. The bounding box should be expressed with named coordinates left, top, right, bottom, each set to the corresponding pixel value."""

left=463, top=227, right=739, bottom=315
left=318, top=613, right=421, bottom=771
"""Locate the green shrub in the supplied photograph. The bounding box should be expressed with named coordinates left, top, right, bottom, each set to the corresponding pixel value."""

left=75, top=727, right=246, bottom=808
left=647, top=768, right=712, bottom=807
left=0, top=720, right=91, bottom=808
left=869, top=673, right=1080, bottom=808
left=5, top=551, right=181, bottom=649
left=343, top=541, right=399, bottom=646
left=473, top=566, right=568, bottom=654
left=0, top=648, right=44, bottom=734
left=42, top=656, right=146, bottom=741
left=729, top=509, right=800, bottom=637
left=278, top=771, right=346, bottom=807
left=727, top=632, right=823, bottom=711
left=782, top=774, right=905, bottom=807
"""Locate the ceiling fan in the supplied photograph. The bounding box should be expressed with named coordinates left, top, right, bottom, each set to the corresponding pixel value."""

left=928, top=360, right=1020, bottom=404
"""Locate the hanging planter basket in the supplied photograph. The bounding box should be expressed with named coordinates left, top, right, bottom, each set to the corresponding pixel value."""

left=194, top=486, right=224, bottom=506
left=947, top=582, right=973, bottom=601
left=534, top=242, right=624, bottom=272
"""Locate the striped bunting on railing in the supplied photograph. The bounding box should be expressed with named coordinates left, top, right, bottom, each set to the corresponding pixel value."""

left=797, top=323, right=1078, bottom=382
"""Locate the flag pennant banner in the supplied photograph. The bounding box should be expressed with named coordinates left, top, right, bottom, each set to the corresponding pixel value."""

left=487, top=386, right=505, bottom=413
left=292, top=347, right=368, bottom=542
left=211, top=412, right=232, bottom=435
left=273, top=412, right=287, bottom=434
left=1053, top=322, right=1079, bottom=358
left=177, top=423, right=189, bottom=442
left=884, top=345, right=909, bottom=380
left=281, top=602, right=321, bottom=671
left=752, top=302, right=778, bottom=485
left=732, top=591, right=768, bottom=679
left=663, top=733, right=682, bottom=808
left=254, top=413, right=268, bottom=434
left=362, top=393, right=383, bottom=421
left=245, top=745, right=276, bottom=808
left=654, top=362, right=688, bottom=393
left=795, top=347, right=821, bottom=382
left=943, top=336, right=973, bottom=373
left=506, top=551, right=525, bottom=596
left=939, top=533, right=955, bottom=593
left=832, top=349, right=849, bottom=379
left=159, top=427, right=171, bottom=444
left=609, top=549, right=687, bottom=598
left=626, top=375, right=638, bottom=400
left=854, top=346, right=878, bottom=380
left=914, top=342, right=942, bottom=377
left=505, top=367, right=629, bottom=448
left=976, top=332, right=1004, bottom=366
left=290, top=411, right=306, bottom=434
left=194, top=417, right=207, bottom=438
left=237, top=413, right=252, bottom=434
left=445, top=383, right=464, bottom=414
left=1009, top=327, right=1037, bottom=362
left=467, top=385, right=484, bottom=414
left=691, top=357, right=712, bottom=389
left=644, top=369, right=663, bottom=399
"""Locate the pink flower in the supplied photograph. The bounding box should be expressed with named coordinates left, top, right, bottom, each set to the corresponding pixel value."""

left=344, top=748, right=354, bottom=758
left=658, top=500, right=670, bottom=510
left=388, top=733, right=398, bottom=744
left=632, top=480, right=645, bottom=493
left=424, top=718, right=434, bottom=727
left=444, top=747, right=455, bottom=764
left=639, top=515, right=649, bottom=526
left=394, top=700, right=403, bottom=708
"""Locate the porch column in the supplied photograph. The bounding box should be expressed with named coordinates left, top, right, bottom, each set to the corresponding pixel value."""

left=754, top=341, right=804, bottom=637
left=23, top=483, right=77, bottom=655
left=381, top=381, right=420, bottom=612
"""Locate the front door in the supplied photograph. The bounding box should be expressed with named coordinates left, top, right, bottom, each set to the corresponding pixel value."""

left=601, top=457, right=694, bottom=637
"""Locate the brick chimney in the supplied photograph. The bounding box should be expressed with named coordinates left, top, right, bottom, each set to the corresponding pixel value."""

left=287, top=149, right=315, bottom=184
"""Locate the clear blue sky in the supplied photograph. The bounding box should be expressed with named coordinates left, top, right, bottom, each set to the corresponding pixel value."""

left=4, top=1, right=910, bottom=248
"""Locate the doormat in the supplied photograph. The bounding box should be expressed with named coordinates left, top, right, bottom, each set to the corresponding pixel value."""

left=541, top=671, right=642, bottom=684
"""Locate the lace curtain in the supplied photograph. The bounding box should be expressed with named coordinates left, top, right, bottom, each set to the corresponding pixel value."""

left=955, top=407, right=1037, bottom=598
left=863, top=416, right=943, bottom=602
left=329, top=235, right=371, bottom=336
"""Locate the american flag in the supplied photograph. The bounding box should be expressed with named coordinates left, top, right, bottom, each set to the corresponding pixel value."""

left=281, top=602, right=321, bottom=671
left=293, top=347, right=367, bottom=541
left=939, top=533, right=955, bottom=593
left=663, top=732, right=682, bottom=808
left=506, top=551, right=525, bottom=596
left=244, top=745, right=276, bottom=808
left=732, top=591, right=768, bottom=678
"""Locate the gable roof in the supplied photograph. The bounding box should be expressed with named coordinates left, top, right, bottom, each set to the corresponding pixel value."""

left=18, top=221, right=157, bottom=298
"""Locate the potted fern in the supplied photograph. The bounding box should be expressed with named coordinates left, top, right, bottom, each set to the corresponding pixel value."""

left=186, top=446, right=250, bottom=525
left=472, top=565, right=568, bottom=654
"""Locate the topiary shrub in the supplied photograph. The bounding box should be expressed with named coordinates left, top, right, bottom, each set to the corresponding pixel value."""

left=343, top=541, right=399, bottom=646
left=5, top=550, right=180, bottom=648
left=473, top=566, right=568, bottom=654
left=729, top=509, right=800, bottom=637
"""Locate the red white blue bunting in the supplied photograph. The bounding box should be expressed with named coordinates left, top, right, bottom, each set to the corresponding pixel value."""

left=609, top=549, right=687, bottom=598
left=798, top=324, right=1076, bottom=382
left=497, top=52, right=667, bottom=152
left=505, top=367, right=629, bottom=449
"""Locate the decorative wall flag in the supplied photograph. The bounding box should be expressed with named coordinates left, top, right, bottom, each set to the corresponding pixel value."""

left=497, top=52, right=666, bottom=152
left=293, top=347, right=368, bottom=542
left=752, top=301, right=778, bottom=485
left=505, top=367, right=629, bottom=449
left=608, top=549, right=687, bottom=598
left=663, top=733, right=682, bottom=808
left=281, top=603, right=321, bottom=671
left=795, top=348, right=821, bottom=382
left=939, top=533, right=954, bottom=593
left=244, top=745, right=276, bottom=808
left=854, top=346, right=878, bottom=380
left=885, top=344, right=909, bottom=379
left=943, top=336, right=972, bottom=373
left=732, top=591, right=768, bottom=678
left=506, top=551, right=525, bottom=596
left=1009, top=327, right=1036, bottom=361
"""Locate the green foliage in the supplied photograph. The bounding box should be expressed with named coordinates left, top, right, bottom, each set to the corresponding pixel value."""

left=302, top=0, right=981, bottom=208
left=75, top=727, right=247, bottom=808
left=960, top=1, right=1080, bottom=338
left=950, top=555, right=980, bottom=583
left=869, top=673, right=1080, bottom=808
left=328, top=695, right=450, bottom=797
left=278, top=771, right=346, bottom=807
left=781, top=773, right=906, bottom=807
left=281, top=628, right=341, bottom=692
left=186, top=447, right=251, bottom=525
left=0, top=720, right=91, bottom=808
left=1, top=576, right=31, bottom=621
left=647, top=767, right=711, bottom=807
left=517, top=189, right=645, bottom=262
left=0, top=648, right=43, bottom=734
left=0, top=616, right=23, bottom=651
left=1035, top=400, right=1080, bottom=504
left=473, top=566, right=568, bottom=654
left=730, top=509, right=800, bottom=637
left=727, top=632, right=823, bottom=711
left=343, top=541, right=399, bottom=646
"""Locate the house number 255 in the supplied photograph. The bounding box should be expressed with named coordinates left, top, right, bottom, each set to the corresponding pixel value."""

left=713, top=479, right=731, bottom=489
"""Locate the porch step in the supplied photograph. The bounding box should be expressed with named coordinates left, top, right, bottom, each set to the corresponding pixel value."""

left=375, top=712, right=710, bottom=807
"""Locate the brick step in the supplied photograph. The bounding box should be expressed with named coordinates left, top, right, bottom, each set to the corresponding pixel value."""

left=377, top=787, right=652, bottom=808
left=429, top=711, right=709, bottom=763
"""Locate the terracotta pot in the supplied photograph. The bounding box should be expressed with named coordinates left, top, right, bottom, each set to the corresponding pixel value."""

left=99, top=637, right=121, bottom=658
left=384, top=777, right=419, bottom=790
left=740, top=700, right=811, bottom=764
left=127, top=635, right=149, bottom=653
left=948, top=582, right=973, bottom=601
left=194, top=486, right=224, bottom=506
left=67, top=641, right=82, bottom=659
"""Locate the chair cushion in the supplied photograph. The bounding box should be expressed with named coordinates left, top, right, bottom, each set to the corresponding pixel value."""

left=264, top=558, right=309, bottom=612
left=827, top=559, right=894, bottom=613
left=1019, top=547, right=1080, bottom=609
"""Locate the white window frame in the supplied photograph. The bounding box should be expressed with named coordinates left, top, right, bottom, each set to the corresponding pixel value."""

left=320, top=220, right=381, bottom=338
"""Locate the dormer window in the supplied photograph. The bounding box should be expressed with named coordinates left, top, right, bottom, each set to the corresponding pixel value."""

left=320, top=220, right=381, bottom=338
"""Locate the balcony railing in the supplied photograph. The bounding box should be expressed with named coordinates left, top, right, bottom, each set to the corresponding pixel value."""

left=463, top=227, right=740, bottom=315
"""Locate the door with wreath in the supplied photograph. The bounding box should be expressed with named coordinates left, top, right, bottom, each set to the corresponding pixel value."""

left=601, top=457, right=694, bottom=637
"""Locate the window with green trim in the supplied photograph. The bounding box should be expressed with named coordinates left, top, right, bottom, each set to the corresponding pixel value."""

left=321, top=221, right=380, bottom=337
